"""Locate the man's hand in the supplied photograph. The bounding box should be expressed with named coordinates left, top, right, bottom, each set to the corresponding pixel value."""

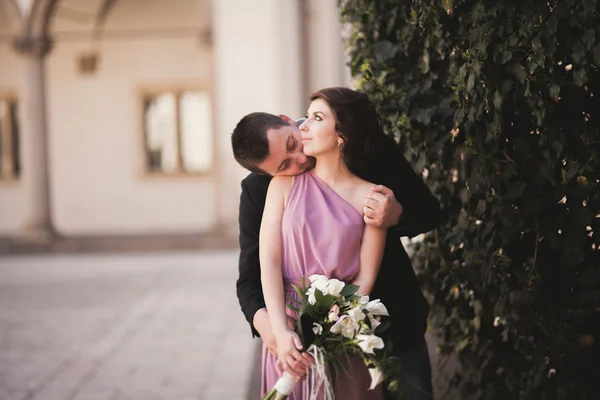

left=364, top=185, right=403, bottom=229
left=253, top=308, right=313, bottom=381
left=254, top=308, right=278, bottom=357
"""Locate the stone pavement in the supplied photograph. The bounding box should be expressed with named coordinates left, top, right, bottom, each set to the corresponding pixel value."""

left=0, top=250, right=260, bottom=400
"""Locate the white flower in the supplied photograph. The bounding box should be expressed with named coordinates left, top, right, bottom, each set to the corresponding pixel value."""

left=326, top=279, right=345, bottom=296
left=312, top=323, right=323, bottom=335
left=356, top=334, right=384, bottom=355
left=366, top=299, right=389, bottom=316
left=306, top=287, right=317, bottom=305
left=367, top=367, right=384, bottom=390
left=309, top=275, right=329, bottom=292
left=357, top=295, right=370, bottom=305
left=347, top=306, right=366, bottom=323
left=368, top=315, right=381, bottom=332
left=330, top=315, right=359, bottom=338
left=328, top=304, right=340, bottom=322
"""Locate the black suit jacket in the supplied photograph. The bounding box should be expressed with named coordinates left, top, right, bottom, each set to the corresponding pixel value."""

left=236, top=133, right=441, bottom=353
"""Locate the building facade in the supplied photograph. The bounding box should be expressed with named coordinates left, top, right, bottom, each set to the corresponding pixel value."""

left=0, top=0, right=350, bottom=244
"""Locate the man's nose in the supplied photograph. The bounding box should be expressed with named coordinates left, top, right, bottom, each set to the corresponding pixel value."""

left=295, top=152, right=307, bottom=164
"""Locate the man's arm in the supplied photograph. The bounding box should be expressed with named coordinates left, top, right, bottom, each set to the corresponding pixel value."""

left=369, top=134, right=442, bottom=238
left=236, top=177, right=267, bottom=337
left=236, top=174, right=312, bottom=378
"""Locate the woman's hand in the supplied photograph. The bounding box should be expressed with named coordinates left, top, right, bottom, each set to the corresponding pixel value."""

left=275, top=328, right=313, bottom=381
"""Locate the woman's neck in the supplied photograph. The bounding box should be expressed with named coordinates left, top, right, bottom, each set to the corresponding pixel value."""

left=312, top=153, right=352, bottom=186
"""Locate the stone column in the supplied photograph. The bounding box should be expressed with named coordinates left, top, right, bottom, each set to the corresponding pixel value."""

left=305, top=0, right=350, bottom=91
left=211, top=0, right=303, bottom=236
left=12, top=36, right=54, bottom=242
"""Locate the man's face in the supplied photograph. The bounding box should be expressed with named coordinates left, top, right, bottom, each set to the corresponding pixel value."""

left=256, top=119, right=315, bottom=176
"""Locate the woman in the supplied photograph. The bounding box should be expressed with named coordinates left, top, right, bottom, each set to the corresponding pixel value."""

left=260, top=87, right=389, bottom=399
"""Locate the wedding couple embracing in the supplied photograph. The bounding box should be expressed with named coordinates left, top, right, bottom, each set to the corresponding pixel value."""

left=232, top=87, right=440, bottom=400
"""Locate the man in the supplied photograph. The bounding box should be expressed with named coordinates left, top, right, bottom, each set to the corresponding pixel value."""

left=233, top=112, right=440, bottom=399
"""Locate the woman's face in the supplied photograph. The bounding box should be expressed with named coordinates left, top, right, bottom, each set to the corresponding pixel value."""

left=299, top=98, right=342, bottom=157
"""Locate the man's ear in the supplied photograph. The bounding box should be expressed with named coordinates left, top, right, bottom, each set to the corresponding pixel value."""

left=279, top=114, right=295, bottom=125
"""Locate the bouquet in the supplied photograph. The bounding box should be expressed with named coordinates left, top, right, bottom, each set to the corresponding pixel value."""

left=262, top=275, right=403, bottom=400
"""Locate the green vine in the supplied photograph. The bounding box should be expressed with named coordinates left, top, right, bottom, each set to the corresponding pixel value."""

left=340, top=0, right=600, bottom=398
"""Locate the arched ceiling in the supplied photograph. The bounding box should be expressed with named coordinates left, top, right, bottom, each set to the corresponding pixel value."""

left=49, top=0, right=211, bottom=42
left=0, top=0, right=23, bottom=37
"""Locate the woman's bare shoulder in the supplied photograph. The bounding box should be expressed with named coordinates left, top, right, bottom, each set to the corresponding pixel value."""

left=269, top=175, right=294, bottom=188
left=352, top=176, right=376, bottom=195
left=267, top=175, right=296, bottom=203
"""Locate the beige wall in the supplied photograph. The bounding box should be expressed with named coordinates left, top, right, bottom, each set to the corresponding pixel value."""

left=0, top=0, right=350, bottom=238
left=0, top=45, right=27, bottom=235
left=45, top=38, right=217, bottom=235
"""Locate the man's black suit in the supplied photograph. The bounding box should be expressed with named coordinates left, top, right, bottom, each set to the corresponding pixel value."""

left=236, top=133, right=441, bottom=354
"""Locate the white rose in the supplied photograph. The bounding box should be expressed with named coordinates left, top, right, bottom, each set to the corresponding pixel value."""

left=326, top=279, right=345, bottom=296
left=366, top=299, right=389, bottom=316
left=312, top=322, right=323, bottom=335
left=356, top=334, right=384, bottom=355
left=358, top=295, right=370, bottom=305
left=367, top=367, right=384, bottom=390
left=306, top=287, right=317, bottom=305
left=329, top=315, right=359, bottom=338
left=309, top=275, right=330, bottom=292
left=347, top=306, right=366, bottom=323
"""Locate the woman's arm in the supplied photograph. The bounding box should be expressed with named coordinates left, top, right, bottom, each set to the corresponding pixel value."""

left=352, top=224, right=388, bottom=296
left=259, top=176, right=289, bottom=336
left=259, top=176, right=309, bottom=375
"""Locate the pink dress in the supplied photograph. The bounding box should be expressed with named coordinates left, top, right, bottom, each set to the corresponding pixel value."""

left=261, top=170, right=384, bottom=400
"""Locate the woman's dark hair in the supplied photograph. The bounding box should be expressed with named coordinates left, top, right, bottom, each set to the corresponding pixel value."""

left=309, top=87, right=385, bottom=178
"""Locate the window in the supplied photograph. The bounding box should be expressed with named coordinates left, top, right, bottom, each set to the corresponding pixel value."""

left=142, top=89, right=213, bottom=175
left=0, top=96, right=20, bottom=180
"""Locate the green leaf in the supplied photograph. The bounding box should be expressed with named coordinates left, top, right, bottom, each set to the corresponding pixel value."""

left=510, top=63, right=526, bottom=83
left=456, top=338, right=470, bottom=352
left=573, top=68, right=587, bottom=86
left=475, top=200, right=487, bottom=216
left=315, top=288, right=324, bottom=303
left=466, top=73, right=475, bottom=93
left=549, top=84, right=560, bottom=99
left=288, top=297, right=302, bottom=307
left=592, top=43, right=600, bottom=66
left=291, top=284, right=306, bottom=300
left=583, top=28, right=596, bottom=50
left=493, top=91, right=502, bottom=109
left=473, top=300, right=483, bottom=315
left=316, top=292, right=335, bottom=312
left=552, top=140, right=564, bottom=156
left=572, top=42, right=586, bottom=64
left=340, top=283, right=361, bottom=298
left=566, top=161, right=580, bottom=181
left=507, top=181, right=527, bottom=200
left=287, top=304, right=299, bottom=313
left=374, top=40, right=398, bottom=63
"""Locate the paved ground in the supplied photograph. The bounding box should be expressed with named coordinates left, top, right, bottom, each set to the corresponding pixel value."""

left=0, top=250, right=259, bottom=400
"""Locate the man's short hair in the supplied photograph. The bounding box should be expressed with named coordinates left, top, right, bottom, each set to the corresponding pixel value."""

left=231, top=112, right=288, bottom=174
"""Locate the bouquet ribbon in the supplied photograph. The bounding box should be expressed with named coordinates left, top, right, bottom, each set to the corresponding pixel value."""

left=307, top=345, right=333, bottom=400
